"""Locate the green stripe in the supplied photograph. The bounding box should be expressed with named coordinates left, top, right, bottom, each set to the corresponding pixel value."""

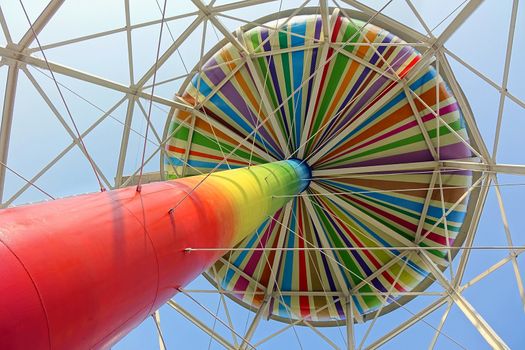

left=326, top=120, right=464, bottom=165
left=314, top=202, right=365, bottom=286
left=278, top=30, right=295, bottom=139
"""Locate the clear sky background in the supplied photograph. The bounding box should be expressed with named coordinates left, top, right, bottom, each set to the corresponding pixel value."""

left=1, top=0, right=524, bottom=349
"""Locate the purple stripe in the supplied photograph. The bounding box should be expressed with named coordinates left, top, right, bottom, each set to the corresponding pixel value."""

left=203, top=57, right=226, bottom=85
left=335, top=299, right=346, bottom=319
left=203, top=55, right=282, bottom=153
left=390, top=45, right=414, bottom=71
left=371, top=277, right=388, bottom=293
left=310, top=201, right=338, bottom=291
left=343, top=142, right=472, bottom=168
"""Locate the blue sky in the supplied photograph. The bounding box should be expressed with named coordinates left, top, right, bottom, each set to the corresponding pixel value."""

left=1, top=0, right=524, bottom=349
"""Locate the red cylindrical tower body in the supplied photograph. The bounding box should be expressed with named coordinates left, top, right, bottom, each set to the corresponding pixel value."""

left=0, top=160, right=310, bottom=349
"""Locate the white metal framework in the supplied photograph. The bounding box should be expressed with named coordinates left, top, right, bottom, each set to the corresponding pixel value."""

left=0, top=0, right=524, bottom=349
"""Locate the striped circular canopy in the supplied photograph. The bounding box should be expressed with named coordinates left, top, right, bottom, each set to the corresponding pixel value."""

left=163, top=12, right=474, bottom=324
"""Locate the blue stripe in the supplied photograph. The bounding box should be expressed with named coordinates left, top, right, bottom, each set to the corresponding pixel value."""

left=322, top=179, right=466, bottom=222
left=196, top=79, right=282, bottom=157
left=290, top=21, right=306, bottom=149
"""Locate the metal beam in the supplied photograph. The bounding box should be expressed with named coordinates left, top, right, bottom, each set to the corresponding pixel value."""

left=311, top=158, right=525, bottom=178
left=312, top=160, right=440, bottom=177
left=210, top=0, right=278, bottom=12
left=453, top=176, right=491, bottom=287
left=442, top=160, right=525, bottom=176
left=0, top=46, right=180, bottom=108
left=0, top=5, right=13, bottom=44
left=151, top=310, right=167, bottom=350
left=297, top=11, right=333, bottom=159
left=443, top=47, right=525, bottom=110
left=22, top=67, right=112, bottom=189
left=192, top=0, right=291, bottom=156
left=420, top=252, right=509, bottom=350
left=365, top=297, right=448, bottom=350
left=239, top=299, right=269, bottom=350
left=124, top=0, right=134, bottom=85
left=210, top=265, right=240, bottom=348
left=309, top=182, right=419, bottom=249
left=0, top=45, right=275, bottom=166
left=437, top=50, right=490, bottom=160
left=340, top=0, right=429, bottom=43
left=415, top=169, right=438, bottom=242
left=305, top=51, right=438, bottom=166
left=167, top=301, right=236, bottom=350
left=135, top=14, right=204, bottom=88
left=428, top=301, right=453, bottom=350
left=302, top=195, right=351, bottom=295
left=1, top=96, right=126, bottom=207
left=115, top=96, right=136, bottom=187
left=178, top=288, right=258, bottom=349
left=346, top=297, right=355, bottom=350
left=492, top=0, right=518, bottom=160
left=17, top=0, right=65, bottom=49
left=0, top=64, right=18, bottom=202
left=265, top=203, right=293, bottom=296
left=492, top=175, right=525, bottom=311
left=433, top=0, right=483, bottom=47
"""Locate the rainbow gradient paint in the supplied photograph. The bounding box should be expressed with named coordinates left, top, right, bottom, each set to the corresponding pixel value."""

left=0, top=160, right=310, bottom=349
left=174, top=159, right=310, bottom=246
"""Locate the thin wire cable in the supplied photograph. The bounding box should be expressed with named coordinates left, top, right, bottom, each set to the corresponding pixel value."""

left=267, top=195, right=466, bottom=349
left=166, top=0, right=397, bottom=212
left=18, top=0, right=106, bottom=192
left=207, top=298, right=221, bottom=350
left=430, top=0, right=469, bottom=33
left=0, top=160, right=55, bottom=201
left=178, top=288, right=258, bottom=350
left=136, top=0, right=168, bottom=191
left=247, top=211, right=305, bottom=350
left=245, top=0, right=295, bottom=165
left=309, top=167, right=475, bottom=180
left=154, top=0, right=189, bottom=75
left=31, top=67, right=160, bottom=146
left=184, top=246, right=525, bottom=252
left=273, top=181, right=525, bottom=198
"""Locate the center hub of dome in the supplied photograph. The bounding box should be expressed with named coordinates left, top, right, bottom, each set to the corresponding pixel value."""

left=287, top=158, right=311, bottom=193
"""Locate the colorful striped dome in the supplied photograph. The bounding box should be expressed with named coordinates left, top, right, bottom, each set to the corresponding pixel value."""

left=164, top=12, right=474, bottom=324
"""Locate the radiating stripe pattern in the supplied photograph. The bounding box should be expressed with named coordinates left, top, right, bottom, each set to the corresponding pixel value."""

left=164, top=13, right=473, bottom=323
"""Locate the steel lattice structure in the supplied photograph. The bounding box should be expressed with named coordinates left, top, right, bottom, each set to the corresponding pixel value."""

left=0, top=0, right=524, bottom=349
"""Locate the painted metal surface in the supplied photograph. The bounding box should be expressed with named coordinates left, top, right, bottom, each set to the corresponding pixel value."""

left=0, top=160, right=309, bottom=349
left=164, top=14, right=473, bottom=323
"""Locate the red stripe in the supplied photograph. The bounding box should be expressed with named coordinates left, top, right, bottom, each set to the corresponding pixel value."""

left=399, top=55, right=421, bottom=78
left=297, top=200, right=310, bottom=318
